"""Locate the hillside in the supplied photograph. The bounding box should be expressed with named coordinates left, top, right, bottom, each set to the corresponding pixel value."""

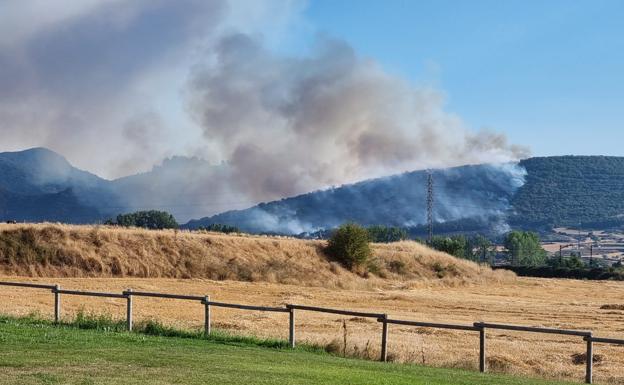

left=189, top=156, right=624, bottom=234
left=0, top=188, right=102, bottom=224
left=186, top=163, right=525, bottom=234
left=0, top=148, right=118, bottom=223
left=0, top=223, right=509, bottom=287
left=512, top=156, right=624, bottom=227
left=0, top=147, right=105, bottom=195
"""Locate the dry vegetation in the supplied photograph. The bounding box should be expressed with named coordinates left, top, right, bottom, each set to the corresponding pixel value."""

left=1, top=277, right=623, bottom=384
left=0, top=223, right=510, bottom=288
left=1, top=224, right=623, bottom=384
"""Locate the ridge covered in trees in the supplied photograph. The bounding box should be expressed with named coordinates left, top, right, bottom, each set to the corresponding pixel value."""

left=512, top=156, right=624, bottom=227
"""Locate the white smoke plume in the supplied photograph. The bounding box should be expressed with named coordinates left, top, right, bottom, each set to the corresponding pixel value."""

left=187, top=33, right=528, bottom=203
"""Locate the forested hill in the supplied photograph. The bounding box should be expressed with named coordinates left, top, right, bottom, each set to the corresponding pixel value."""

left=185, top=163, right=526, bottom=234
left=188, top=156, right=624, bottom=234
left=511, top=156, right=624, bottom=228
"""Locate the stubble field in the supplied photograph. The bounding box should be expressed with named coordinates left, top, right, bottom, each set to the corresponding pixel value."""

left=1, top=276, right=623, bottom=384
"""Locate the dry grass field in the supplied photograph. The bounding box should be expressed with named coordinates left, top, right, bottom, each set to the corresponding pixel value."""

left=1, top=277, right=623, bottom=384
left=1, top=224, right=623, bottom=384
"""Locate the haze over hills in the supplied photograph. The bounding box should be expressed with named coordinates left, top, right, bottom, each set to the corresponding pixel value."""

left=3, top=148, right=624, bottom=235
left=185, top=163, right=526, bottom=234
left=189, top=155, right=624, bottom=235
left=0, top=148, right=115, bottom=223
left=0, top=148, right=242, bottom=223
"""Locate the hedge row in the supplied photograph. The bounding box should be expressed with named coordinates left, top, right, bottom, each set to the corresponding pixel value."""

left=494, top=266, right=624, bottom=280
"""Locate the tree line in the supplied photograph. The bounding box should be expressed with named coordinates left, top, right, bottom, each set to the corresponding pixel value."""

left=105, top=210, right=239, bottom=234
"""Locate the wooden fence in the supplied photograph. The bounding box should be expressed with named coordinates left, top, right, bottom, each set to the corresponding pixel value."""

left=1, top=280, right=623, bottom=384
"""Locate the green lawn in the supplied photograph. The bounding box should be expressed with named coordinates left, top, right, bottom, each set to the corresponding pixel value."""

left=0, top=317, right=575, bottom=385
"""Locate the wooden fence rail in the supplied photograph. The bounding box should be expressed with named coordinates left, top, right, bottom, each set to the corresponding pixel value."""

left=122, top=290, right=205, bottom=301
left=57, top=289, right=127, bottom=299
left=590, top=337, right=624, bottom=345
left=1, top=280, right=623, bottom=384
left=0, top=281, right=56, bottom=290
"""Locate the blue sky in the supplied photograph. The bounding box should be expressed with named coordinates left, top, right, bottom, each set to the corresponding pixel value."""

left=303, top=0, right=624, bottom=157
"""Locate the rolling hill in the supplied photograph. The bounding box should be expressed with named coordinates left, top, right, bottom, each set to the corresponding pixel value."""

left=0, top=223, right=509, bottom=287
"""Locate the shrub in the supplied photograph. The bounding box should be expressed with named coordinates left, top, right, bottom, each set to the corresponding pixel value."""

left=326, top=223, right=372, bottom=270
left=387, top=260, right=406, bottom=274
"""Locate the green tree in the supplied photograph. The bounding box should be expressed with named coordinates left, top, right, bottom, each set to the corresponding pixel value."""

left=470, top=235, right=494, bottom=263
left=367, top=225, right=408, bottom=243
left=326, top=223, right=372, bottom=270
left=114, top=210, right=178, bottom=230
left=430, top=235, right=470, bottom=259
left=503, top=231, right=546, bottom=266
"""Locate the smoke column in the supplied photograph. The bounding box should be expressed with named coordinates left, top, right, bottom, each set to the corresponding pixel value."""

left=187, top=33, right=528, bottom=204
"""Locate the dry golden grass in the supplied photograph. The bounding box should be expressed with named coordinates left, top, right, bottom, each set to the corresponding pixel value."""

left=0, top=277, right=623, bottom=384
left=0, top=223, right=511, bottom=288
left=1, top=224, right=623, bottom=383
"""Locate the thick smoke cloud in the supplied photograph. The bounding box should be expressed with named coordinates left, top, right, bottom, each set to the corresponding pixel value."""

left=188, top=34, right=528, bottom=203
left=0, top=0, right=529, bottom=223
left=0, top=0, right=231, bottom=176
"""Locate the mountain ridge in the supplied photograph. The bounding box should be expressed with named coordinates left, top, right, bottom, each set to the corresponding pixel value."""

left=3, top=148, right=624, bottom=235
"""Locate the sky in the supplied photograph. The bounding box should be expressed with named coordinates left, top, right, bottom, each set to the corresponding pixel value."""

left=0, top=0, right=622, bottom=188
left=305, top=0, right=624, bottom=157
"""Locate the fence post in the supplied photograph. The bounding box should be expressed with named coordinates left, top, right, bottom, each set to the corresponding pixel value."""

left=53, top=284, right=60, bottom=323
left=204, top=296, right=211, bottom=336
left=479, top=325, right=486, bottom=373
left=288, top=306, right=296, bottom=348
left=380, top=314, right=388, bottom=362
left=126, top=288, right=133, bottom=331
left=585, top=336, right=593, bottom=384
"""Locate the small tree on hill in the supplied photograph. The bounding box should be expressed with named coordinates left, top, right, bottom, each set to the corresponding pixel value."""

left=326, top=223, right=372, bottom=270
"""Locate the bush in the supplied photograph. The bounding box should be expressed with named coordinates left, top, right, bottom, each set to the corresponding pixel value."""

left=387, top=260, right=406, bottom=274
left=497, top=265, right=624, bottom=280
left=326, top=223, right=372, bottom=270
left=548, top=255, right=585, bottom=269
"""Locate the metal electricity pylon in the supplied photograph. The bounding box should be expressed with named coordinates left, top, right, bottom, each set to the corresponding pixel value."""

left=427, top=170, right=434, bottom=244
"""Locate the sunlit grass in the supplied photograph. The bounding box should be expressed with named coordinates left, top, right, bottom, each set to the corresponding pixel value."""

left=0, top=314, right=575, bottom=385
